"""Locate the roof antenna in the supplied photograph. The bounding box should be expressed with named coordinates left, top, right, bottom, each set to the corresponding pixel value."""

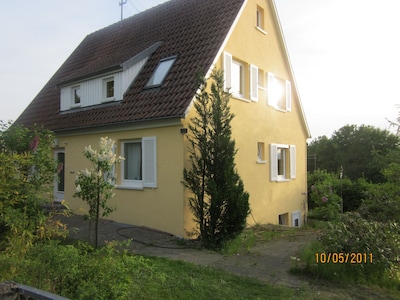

left=119, top=0, right=128, bottom=21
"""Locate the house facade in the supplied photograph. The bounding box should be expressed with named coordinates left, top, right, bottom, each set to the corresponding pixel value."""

left=16, top=0, right=310, bottom=237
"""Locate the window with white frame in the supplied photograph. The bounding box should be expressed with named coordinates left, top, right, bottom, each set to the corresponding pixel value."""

left=104, top=77, right=115, bottom=101
left=224, top=52, right=259, bottom=101
left=120, top=137, right=157, bottom=189
left=270, top=144, right=296, bottom=181
left=146, top=56, right=176, bottom=88
left=267, top=73, right=291, bottom=111
left=72, top=86, right=81, bottom=106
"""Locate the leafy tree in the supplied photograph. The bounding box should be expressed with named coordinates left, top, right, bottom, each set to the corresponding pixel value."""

left=0, top=121, right=67, bottom=254
left=74, top=137, right=124, bottom=248
left=308, top=124, right=400, bottom=183
left=183, top=70, right=250, bottom=249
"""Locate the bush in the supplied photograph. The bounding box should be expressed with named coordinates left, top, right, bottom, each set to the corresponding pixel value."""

left=301, top=212, right=400, bottom=285
left=308, top=170, right=369, bottom=221
left=358, top=182, right=400, bottom=223
left=0, top=122, right=67, bottom=254
left=0, top=239, right=165, bottom=299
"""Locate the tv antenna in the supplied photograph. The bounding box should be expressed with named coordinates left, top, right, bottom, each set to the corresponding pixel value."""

left=119, top=0, right=128, bottom=21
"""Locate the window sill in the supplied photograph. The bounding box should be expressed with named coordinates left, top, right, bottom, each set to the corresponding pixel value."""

left=232, top=94, right=251, bottom=103
left=269, top=104, right=288, bottom=113
left=276, top=179, right=290, bottom=183
left=256, top=160, right=267, bottom=164
left=255, top=26, right=267, bottom=35
left=116, top=185, right=144, bottom=191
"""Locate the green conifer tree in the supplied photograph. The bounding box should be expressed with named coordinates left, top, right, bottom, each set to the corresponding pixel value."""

left=184, top=70, right=250, bottom=249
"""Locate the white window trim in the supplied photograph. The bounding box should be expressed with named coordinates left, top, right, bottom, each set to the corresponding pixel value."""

left=119, top=136, right=157, bottom=190
left=270, top=143, right=296, bottom=182
left=120, top=139, right=143, bottom=189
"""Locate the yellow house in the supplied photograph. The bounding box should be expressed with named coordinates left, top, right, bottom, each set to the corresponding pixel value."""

left=15, top=0, right=311, bottom=237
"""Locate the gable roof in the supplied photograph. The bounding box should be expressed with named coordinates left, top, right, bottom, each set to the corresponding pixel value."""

left=16, top=0, right=246, bottom=132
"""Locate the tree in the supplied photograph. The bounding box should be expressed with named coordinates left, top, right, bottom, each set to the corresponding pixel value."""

left=0, top=121, right=67, bottom=254
left=183, top=70, right=250, bottom=249
left=74, top=137, right=124, bottom=248
left=308, top=124, right=400, bottom=183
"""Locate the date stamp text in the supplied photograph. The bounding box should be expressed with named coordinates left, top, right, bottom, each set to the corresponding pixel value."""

left=315, top=253, right=373, bottom=264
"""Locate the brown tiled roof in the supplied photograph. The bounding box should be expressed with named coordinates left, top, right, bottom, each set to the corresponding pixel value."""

left=15, top=0, right=245, bottom=132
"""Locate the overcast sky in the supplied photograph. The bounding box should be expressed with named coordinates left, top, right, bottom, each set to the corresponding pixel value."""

left=0, top=0, right=399, bottom=139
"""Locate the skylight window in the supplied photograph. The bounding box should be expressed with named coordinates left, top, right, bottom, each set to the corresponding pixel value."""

left=146, top=57, right=176, bottom=88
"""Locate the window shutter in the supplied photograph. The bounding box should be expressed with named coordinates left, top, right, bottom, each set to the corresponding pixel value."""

left=142, top=136, right=157, bottom=188
left=250, top=64, right=258, bottom=101
left=267, top=72, right=275, bottom=106
left=223, top=52, right=232, bottom=91
left=286, top=80, right=292, bottom=112
left=290, top=145, right=296, bottom=179
left=270, top=144, right=278, bottom=181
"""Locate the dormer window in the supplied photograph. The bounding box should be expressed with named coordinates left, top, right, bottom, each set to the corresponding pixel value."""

left=72, top=86, right=81, bottom=106
left=103, top=77, right=115, bottom=101
left=146, top=56, right=176, bottom=88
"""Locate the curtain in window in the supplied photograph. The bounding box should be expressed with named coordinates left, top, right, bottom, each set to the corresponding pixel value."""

left=124, top=142, right=142, bottom=180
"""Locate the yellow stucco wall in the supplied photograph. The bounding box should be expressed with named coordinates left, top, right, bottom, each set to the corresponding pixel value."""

left=55, top=123, right=187, bottom=237
left=182, top=0, right=309, bottom=232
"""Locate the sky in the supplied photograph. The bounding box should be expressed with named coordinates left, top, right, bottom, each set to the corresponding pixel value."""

left=0, top=0, right=399, bottom=139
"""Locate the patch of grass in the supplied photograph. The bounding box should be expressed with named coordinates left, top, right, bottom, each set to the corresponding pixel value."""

left=292, top=240, right=400, bottom=298
left=222, top=224, right=301, bottom=255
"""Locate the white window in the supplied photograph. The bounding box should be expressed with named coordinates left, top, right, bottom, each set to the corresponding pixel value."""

left=270, top=144, right=296, bottom=181
left=121, top=137, right=157, bottom=189
left=72, top=86, right=81, bottom=106
left=104, top=77, right=115, bottom=101
left=267, top=73, right=291, bottom=111
left=146, top=57, right=176, bottom=88
left=224, top=52, right=258, bottom=101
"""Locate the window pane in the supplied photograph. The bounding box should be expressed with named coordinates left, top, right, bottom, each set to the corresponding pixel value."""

left=231, top=61, right=243, bottom=95
left=146, top=58, right=176, bottom=87
left=277, top=148, right=286, bottom=176
left=124, top=142, right=142, bottom=180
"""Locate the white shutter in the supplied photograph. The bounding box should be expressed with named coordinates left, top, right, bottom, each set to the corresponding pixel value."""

left=250, top=64, right=258, bottom=101
left=223, top=52, right=232, bottom=91
left=267, top=72, right=275, bottom=106
left=290, top=145, right=296, bottom=179
left=142, top=136, right=157, bottom=188
left=270, top=144, right=278, bottom=181
left=286, top=80, right=292, bottom=112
